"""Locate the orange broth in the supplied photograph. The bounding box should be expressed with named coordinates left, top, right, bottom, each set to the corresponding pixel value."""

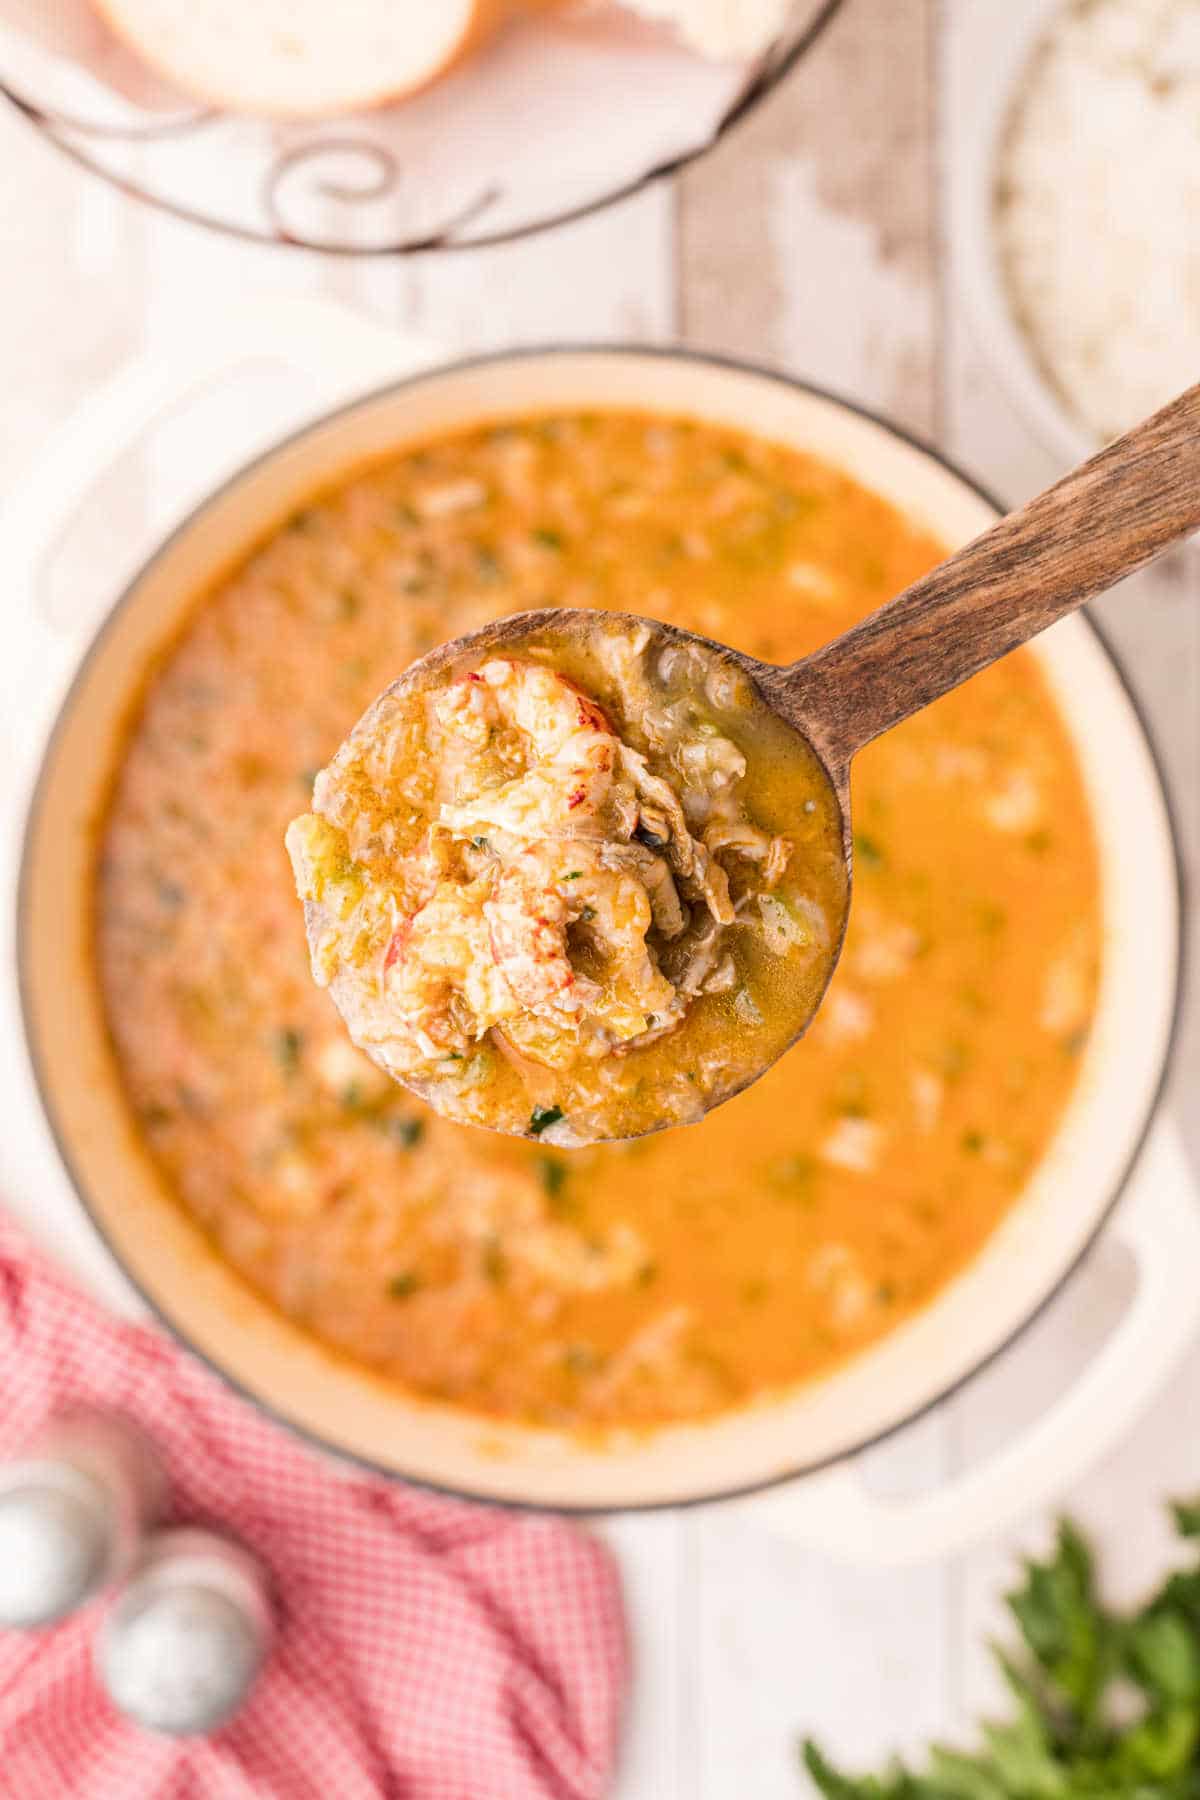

left=95, top=411, right=1100, bottom=1427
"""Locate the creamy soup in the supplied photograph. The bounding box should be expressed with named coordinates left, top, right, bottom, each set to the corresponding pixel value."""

left=288, top=618, right=847, bottom=1143
left=96, top=412, right=1100, bottom=1428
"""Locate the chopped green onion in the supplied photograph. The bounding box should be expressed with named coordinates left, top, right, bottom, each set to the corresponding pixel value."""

left=538, top=1156, right=568, bottom=1201
left=387, top=1271, right=421, bottom=1300
left=272, top=1027, right=303, bottom=1076
left=385, top=1116, right=424, bottom=1148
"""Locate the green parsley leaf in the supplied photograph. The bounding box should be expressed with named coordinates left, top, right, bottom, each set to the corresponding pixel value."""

left=802, top=1509, right=1200, bottom=1800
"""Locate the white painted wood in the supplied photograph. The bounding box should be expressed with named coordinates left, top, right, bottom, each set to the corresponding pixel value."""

left=677, top=9, right=961, bottom=1792
left=942, top=0, right=1200, bottom=1760
left=1, top=0, right=1198, bottom=1787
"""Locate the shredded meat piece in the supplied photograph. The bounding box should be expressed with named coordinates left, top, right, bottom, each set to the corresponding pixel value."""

left=599, top=842, right=688, bottom=940
left=704, top=818, right=791, bottom=889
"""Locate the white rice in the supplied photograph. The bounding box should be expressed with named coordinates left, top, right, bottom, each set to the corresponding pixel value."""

left=997, top=0, right=1200, bottom=440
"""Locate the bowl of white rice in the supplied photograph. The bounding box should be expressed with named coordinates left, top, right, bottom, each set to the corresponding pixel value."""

left=956, top=0, right=1200, bottom=466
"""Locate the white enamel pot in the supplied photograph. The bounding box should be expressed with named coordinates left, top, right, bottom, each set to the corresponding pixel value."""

left=5, top=303, right=1192, bottom=1555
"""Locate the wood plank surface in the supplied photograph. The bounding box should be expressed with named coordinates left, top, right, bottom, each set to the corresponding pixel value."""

left=0, top=0, right=1197, bottom=1791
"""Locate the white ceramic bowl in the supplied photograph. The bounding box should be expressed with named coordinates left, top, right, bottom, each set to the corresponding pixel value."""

left=12, top=339, right=1187, bottom=1526
left=953, top=0, right=1102, bottom=468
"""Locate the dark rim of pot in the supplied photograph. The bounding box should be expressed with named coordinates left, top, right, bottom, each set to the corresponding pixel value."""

left=17, top=343, right=1188, bottom=1515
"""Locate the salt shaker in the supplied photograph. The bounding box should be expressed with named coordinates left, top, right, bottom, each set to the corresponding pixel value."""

left=0, top=1412, right=165, bottom=1630
left=97, top=1528, right=274, bottom=1736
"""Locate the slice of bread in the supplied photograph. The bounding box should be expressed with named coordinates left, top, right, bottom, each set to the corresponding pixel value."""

left=89, top=0, right=525, bottom=119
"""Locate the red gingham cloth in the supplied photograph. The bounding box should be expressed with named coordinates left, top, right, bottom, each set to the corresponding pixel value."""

left=0, top=1215, right=627, bottom=1800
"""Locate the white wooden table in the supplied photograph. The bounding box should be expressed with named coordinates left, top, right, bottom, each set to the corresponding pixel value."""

left=2, top=4, right=1198, bottom=1795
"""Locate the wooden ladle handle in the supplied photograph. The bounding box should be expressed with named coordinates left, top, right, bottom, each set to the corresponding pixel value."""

left=782, top=381, right=1200, bottom=764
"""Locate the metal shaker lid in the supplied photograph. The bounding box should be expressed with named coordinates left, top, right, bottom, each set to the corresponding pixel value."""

left=0, top=1474, right=111, bottom=1629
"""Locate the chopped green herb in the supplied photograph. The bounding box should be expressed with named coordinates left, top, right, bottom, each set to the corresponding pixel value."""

left=529, top=1105, right=565, bottom=1137
left=481, top=1238, right=507, bottom=1285
left=768, top=1154, right=818, bottom=1202
left=537, top=1156, right=569, bottom=1204
left=386, top=1271, right=421, bottom=1300
left=939, top=1040, right=971, bottom=1081
left=579, top=905, right=597, bottom=924
left=532, top=526, right=565, bottom=551
left=853, top=832, right=885, bottom=868
left=733, top=988, right=764, bottom=1028
left=835, top=1070, right=870, bottom=1119
left=376, top=1115, right=425, bottom=1148
left=961, top=1129, right=986, bottom=1154
left=272, top=1027, right=303, bottom=1076
left=339, top=1082, right=364, bottom=1113
left=470, top=835, right=490, bottom=851
left=563, top=871, right=583, bottom=882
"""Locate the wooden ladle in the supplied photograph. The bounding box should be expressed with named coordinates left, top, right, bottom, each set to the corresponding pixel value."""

left=304, top=384, right=1200, bottom=1138
left=412, top=377, right=1200, bottom=845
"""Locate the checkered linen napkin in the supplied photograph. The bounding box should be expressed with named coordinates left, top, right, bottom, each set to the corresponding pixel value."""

left=0, top=1214, right=627, bottom=1800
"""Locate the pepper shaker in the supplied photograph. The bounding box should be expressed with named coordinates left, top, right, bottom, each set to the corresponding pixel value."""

left=0, top=1411, right=165, bottom=1630
left=97, top=1528, right=274, bottom=1736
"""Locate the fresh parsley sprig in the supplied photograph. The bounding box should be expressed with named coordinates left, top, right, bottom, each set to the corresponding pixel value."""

left=804, top=1504, right=1200, bottom=1797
